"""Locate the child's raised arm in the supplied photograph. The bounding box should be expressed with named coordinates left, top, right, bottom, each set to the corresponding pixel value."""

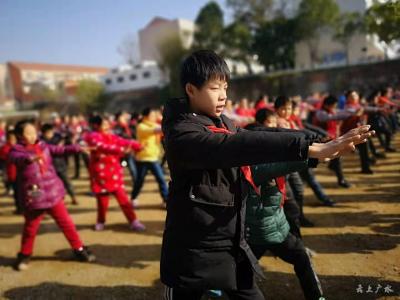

left=165, top=122, right=310, bottom=170
left=47, top=144, right=81, bottom=156
left=86, top=133, right=135, bottom=155
left=113, top=135, right=142, bottom=152
left=165, top=122, right=373, bottom=170
left=9, top=149, right=35, bottom=166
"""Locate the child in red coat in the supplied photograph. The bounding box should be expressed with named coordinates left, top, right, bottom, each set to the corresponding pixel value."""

left=0, top=130, right=19, bottom=212
left=85, top=115, right=145, bottom=231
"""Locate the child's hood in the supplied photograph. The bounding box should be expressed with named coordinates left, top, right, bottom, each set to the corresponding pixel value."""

left=162, top=97, right=190, bottom=130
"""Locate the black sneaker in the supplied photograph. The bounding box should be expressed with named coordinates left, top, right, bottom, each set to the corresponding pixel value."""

left=361, top=168, right=374, bottom=174
left=74, top=246, right=96, bottom=262
left=338, top=180, right=352, bottom=188
left=385, top=147, right=396, bottom=153
left=322, top=199, right=336, bottom=207
left=14, top=253, right=31, bottom=271
left=300, top=217, right=315, bottom=227
left=374, top=152, right=386, bottom=159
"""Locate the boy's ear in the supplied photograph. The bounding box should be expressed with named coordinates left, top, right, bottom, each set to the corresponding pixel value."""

left=185, top=83, right=196, bottom=99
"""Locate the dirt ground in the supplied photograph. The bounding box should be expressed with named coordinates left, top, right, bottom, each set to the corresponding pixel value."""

left=0, top=137, right=399, bottom=300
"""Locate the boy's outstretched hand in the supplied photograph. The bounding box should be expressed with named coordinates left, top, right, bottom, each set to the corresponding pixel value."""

left=335, top=125, right=373, bottom=146
left=308, top=125, right=375, bottom=161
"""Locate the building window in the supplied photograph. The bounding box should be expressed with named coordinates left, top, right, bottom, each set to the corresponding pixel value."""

left=105, top=78, right=112, bottom=85
left=117, top=76, right=124, bottom=83
left=143, top=71, right=151, bottom=78
left=25, top=72, right=33, bottom=80
left=130, top=74, right=137, bottom=81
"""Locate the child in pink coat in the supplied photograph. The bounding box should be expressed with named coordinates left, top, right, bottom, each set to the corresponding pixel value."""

left=10, top=120, right=95, bottom=271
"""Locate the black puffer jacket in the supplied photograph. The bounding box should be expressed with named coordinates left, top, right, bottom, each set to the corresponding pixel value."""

left=160, top=98, right=311, bottom=290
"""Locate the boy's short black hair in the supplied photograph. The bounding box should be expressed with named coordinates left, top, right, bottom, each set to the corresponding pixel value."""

left=115, top=111, right=123, bottom=120
left=14, top=119, right=35, bottom=138
left=180, top=50, right=230, bottom=92
left=274, top=96, right=291, bottom=109
left=367, top=90, right=380, bottom=103
left=131, top=112, right=139, bottom=120
left=89, top=115, right=104, bottom=129
left=142, top=107, right=153, bottom=117
left=41, top=123, right=54, bottom=134
left=255, top=108, right=275, bottom=124
left=323, top=95, right=338, bottom=107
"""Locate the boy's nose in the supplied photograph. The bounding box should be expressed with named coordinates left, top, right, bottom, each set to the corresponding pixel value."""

left=219, top=91, right=227, bottom=101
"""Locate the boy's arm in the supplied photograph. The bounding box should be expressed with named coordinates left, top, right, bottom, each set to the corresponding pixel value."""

left=316, top=110, right=352, bottom=121
left=303, top=123, right=329, bottom=139
left=166, top=122, right=309, bottom=170
left=244, top=125, right=322, bottom=143
left=251, top=160, right=309, bottom=186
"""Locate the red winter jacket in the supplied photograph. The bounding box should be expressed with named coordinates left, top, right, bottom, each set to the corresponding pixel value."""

left=0, top=143, right=17, bottom=182
left=85, top=131, right=142, bottom=194
left=340, top=103, right=363, bottom=135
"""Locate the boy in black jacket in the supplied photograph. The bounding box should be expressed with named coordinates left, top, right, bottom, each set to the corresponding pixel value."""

left=161, top=50, right=373, bottom=300
left=41, top=123, right=78, bottom=205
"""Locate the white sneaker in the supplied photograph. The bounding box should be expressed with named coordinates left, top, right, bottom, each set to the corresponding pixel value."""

left=94, top=223, right=105, bottom=231
left=131, top=199, right=139, bottom=208
left=130, top=220, right=146, bottom=231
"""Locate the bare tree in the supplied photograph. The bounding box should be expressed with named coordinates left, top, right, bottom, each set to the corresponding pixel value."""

left=157, top=34, right=188, bottom=97
left=117, top=33, right=140, bottom=66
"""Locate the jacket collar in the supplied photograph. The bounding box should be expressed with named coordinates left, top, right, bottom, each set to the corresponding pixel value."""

left=13, top=140, right=45, bottom=152
left=162, top=97, right=235, bottom=132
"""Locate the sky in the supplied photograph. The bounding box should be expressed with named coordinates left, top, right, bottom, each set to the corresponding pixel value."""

left=0, top=0, right=226, bottom=67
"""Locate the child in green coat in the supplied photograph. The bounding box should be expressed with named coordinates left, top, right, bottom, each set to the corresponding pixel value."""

left=245, top=110, right=324, bottom=300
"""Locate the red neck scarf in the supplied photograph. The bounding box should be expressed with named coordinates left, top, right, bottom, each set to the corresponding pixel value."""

left=25, top=142, right=47, bottom=174
left=313, top=108, right=337, bottom=139
left=275, top=177, right=286, bottom=204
